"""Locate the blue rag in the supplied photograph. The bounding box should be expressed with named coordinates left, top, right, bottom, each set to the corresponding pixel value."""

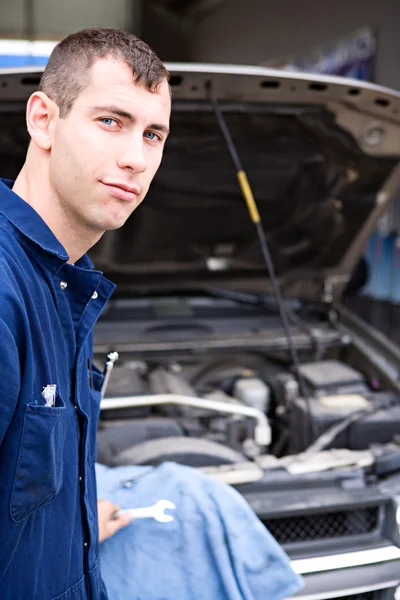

left=96, top=462, right=303, bottom=600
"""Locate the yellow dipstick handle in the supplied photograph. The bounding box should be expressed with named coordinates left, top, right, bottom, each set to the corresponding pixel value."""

left=237, top=170, right=260, bottom=224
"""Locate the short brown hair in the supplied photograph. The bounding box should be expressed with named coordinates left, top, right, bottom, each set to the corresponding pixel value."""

left=40, top=27, right=169, bottom=118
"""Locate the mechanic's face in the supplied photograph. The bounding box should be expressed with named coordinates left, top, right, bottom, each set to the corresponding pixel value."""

left=48, top=57, right=171, bottom=234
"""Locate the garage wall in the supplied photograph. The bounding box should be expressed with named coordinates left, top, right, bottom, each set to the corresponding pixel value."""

left=0, top=0, right=26, bottom=36
left=141, top=2, right=192, bottom=61
left=193, top=0, right=400, bottom=89
left=0, top=0, right=141, bottom=39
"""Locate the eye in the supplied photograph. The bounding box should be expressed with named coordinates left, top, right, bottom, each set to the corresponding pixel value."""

left=144, top=131, right=161, bottom=142
left=99, top=117, right=118, bottom=127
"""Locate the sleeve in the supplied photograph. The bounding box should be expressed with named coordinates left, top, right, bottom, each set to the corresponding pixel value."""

left=0, top=317, right=21, bottom=446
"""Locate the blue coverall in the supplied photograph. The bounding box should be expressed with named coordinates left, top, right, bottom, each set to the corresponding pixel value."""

left=0, top=179, right=115, bottom=599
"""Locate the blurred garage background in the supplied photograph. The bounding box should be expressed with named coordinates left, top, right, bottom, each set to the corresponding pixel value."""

left=1, top=0, right=400, bottom=342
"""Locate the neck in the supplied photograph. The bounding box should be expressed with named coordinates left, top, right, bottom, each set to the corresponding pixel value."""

left=13, top=150, right=101, bottom=264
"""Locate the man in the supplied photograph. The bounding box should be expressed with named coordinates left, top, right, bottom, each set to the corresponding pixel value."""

left=0, top=27, right=171, bottom=599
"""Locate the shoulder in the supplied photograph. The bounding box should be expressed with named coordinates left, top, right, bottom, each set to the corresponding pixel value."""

left=0, top=211, right=22, bottom=248
left=0, top=245, right=28, bottom=341
left=0, top=215, right=25, bottom=270
left=0, top=214, right=34, bottom=285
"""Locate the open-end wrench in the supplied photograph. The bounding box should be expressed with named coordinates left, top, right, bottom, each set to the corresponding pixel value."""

left=101, top=351, right=119, bottom=400
left=114, top=499, right=176, bottom=523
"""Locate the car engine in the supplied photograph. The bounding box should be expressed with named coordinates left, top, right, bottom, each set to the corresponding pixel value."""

left=97, top=349, right=400, bottom=468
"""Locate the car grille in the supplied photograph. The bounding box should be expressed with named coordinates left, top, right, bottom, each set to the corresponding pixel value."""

left=328, top=590, right=397, bottom=599
left=262, top=505, right=380, bottom=544
left=330, top=594, right=374, bottom=600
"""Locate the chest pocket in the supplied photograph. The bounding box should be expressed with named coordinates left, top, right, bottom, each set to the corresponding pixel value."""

left=10, top=392, right=66, bottom=522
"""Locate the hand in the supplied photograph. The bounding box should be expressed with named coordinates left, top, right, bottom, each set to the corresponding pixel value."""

left=97, top=498, right=133, bottom=543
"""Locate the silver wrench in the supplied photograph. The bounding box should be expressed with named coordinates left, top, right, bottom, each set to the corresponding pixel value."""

left=114, top=499, right=176, bottom=523
left=101, top=351, right=119, bottom=400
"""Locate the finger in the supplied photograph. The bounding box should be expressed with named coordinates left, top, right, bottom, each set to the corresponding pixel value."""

left=112, top=509, right=133, bottom=525
left=98, top=499, right=116, bottom=514
left=116, top=512, right=133, bottom=527
left=107, top=514, right=132, bottom=536
left=100, top=501, right=121, bottom=519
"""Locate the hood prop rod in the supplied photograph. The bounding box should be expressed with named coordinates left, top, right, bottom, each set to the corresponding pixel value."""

left=207, top=84, right=311, bottom=410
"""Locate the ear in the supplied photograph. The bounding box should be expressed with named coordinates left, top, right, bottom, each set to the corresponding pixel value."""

left=26, top=91, right=59, bottom=151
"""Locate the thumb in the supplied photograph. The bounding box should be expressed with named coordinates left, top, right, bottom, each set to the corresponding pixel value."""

left=107, top=511, right=133, bottom=537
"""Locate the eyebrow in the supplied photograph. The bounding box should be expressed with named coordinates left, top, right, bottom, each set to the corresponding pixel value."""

left=92, top=105, right=170, bottom=136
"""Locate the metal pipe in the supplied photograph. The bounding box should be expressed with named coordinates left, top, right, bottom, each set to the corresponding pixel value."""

left=100, top=393, right=271, bottom=446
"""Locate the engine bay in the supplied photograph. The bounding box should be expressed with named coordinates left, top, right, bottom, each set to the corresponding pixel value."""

left=95, top=299, right=400, bottom=470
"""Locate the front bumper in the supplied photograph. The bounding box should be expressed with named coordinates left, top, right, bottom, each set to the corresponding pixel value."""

left=235, top=468, right=400, bottom=600
left=291, top=544, right=400, bottom=599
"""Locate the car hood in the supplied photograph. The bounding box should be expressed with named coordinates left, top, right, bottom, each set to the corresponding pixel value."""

left=1, top=63, right=400, bottom=302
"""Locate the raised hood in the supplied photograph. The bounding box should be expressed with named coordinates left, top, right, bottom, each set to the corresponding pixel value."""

left=1, top=64, right=400, bottom=302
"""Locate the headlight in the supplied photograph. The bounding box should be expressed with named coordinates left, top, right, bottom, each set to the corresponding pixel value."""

left=395, top=586, right=400, bottom=600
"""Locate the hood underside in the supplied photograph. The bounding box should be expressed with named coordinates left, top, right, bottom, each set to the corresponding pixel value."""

left=90, top=104, right=396, bottom=293
left=1, top=64, right=400, bottom=301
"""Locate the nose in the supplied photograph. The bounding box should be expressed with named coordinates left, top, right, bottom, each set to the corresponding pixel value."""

left=117, top=132, right=147, bottom=174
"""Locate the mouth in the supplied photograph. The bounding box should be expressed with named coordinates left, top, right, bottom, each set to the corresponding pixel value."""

left=101, top=182, right=140, bottom=203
